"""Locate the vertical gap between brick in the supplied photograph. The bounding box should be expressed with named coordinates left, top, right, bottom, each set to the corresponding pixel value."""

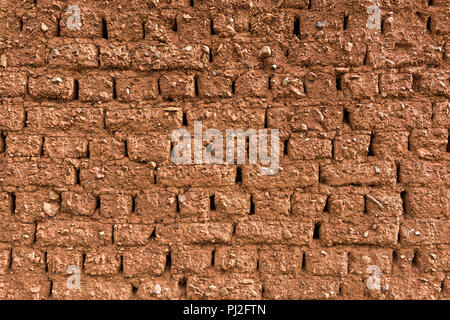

left=342, top=108, right=350, bottom=125
left=323, top=195, right=329, bottom=213
left=368, top=132, right=375, bottom=156
left=335, top=73, right=342, bottom=91
left=112, top=78, right=117, bottom=100
left=81, top=253, right=86, bottom=272
left=235, top=167, right=242, bottom=184
left=426, top=16, right=432, bottom=32
left=40, top=137, right=45, bottom=157
left=313, top=222, right=320, bottom=239
left=412, top=249, right=418, bottom=267
left=24, top=111, right=28, bottom=128
left=75, top=167, right=81, bottom=185
left=209, top=48, right=213, bottom=62
left=101, top=18, right=108, bottom=39
left=211, top=248, right=215, bottom=267
left=10, top=193, right=16, bottom=215
left=293, top=17, right=300, bottom=37
left=396, top=162, right=401, bottom=184
left=142, top=21, right=146, bottom=39
left=131, top=195, right=136, bottom=213
left=210, top=194, right=216, bottom=211
left=124, top=139, right=128, bottom=157
left=363, top=195, right=368, bottom=214
left=343, top=14, right=349, bottom=30
left=172, top=16, right=178, bottom=32
left=210, top=19, right=215, bottom=35
left=363, top=45, right=369, bottom=65
left=165, top=251, right=171, bottom=271
left=307, top=0, right=311, bottom=10
left=283, top=138, right=289, bottom=155
left=301, top=252, right=306, bottom=270
left=56, top=18, right=60, bottom=36
left=380, top=15, right=385, bottom=34
left=44, top=252, right=48, bottom=272
left=176, top=195, right=181, bottom=213
left=19, top=18, right=23, bottom=32
left=111, top=226, right=115, bottom=244
left=190, top=0, right=194, bottom=7
left=8, top=249, right=13, bottom=270
left=194, top=76, right=199, bottom=97
left=249, top=195, right=255, bottom=215
left=120, top=255, right=124, bottom=273
left=73, top=79, right=79, bottom=100
left=400, top=190, right=407, bottom=216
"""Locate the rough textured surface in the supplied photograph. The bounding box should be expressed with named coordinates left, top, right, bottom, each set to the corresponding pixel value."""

left=0, top=0, right=449, bottom=300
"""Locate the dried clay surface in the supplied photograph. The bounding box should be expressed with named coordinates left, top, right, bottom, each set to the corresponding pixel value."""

left=0, top=0, right=449, bottom=300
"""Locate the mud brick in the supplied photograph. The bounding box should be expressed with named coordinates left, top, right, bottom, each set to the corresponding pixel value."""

left=133, top=43, right=209, bottom=70
left=404, top=187, right=449, bottom=218
left=348, top=101, right=433, bottom=130
left=99, top=44, right=131, bottom=69
left=417, top=70, right=450, bottom=96
left=333, top=133, right=371, bottom=161
left=143, top=10, right=176, bottom=42
left=251, top=191, right=291, bottom=216
left=11, top=247, right=45, bottom=272
left=259, top=247, right=303, bottom=275
left=0, top=72, right=27, bottom=97
left=100, top=193, right=133, bottom=218
left=61, top=192, right=97, bottom=216
left=178, top=191, right=210, bottom=217
left=187, top=274, right=262, bottom=299
left=268, top=105, right=343, bottom=138
left=342, top=73, right=379, bottom=99
left=105, top=106, right=182, bottom=133
left=289, top=41, right=365, bottom=67
left=416, top=245, right=450, bottom=273
left=320, top=217, right=399, bottom=246
left=106, top=12, right=143, bottom=41
left=386, top=277, right=441, bottom=300
left=135, top=190, right=177, bottom=221
left=340, top=276, right=366, bottom=300
left=215, top=246, right=258, bottom=273
left=59, top=7, right=103, bottom=38
left=15, top=190, right=61, bottom=223
left=89, top=136, right=125, bottom=161
left=172, top=246, right=213, bottom=274
left=0, top=274, right=50, bottom=300
left=270, top=73, right=305, bottom=99
left=116, top=77, right=159, bottom=101
left=51, top=276, right=132, bottom=300
left=371, top=131, right=409, bottom=158
left=215, top=191, right=251, bottom=217
left=235, top=220, right=313, bottom=245
left=399, top=160, right=449, bottom=186
left=36, top=220, right=112, bottom=246
left=305, top=248, right=348, bottom=276
left=128, top=134, right=170, bottom=163
left=45, top=136, right=88, bottom=159
left=364, top=192, right=403, bottom=217
left=291, top=193, right=327, bottom=217
left=123, top=246, right=169, bottom=277
left=400, top=219, right=450, bottom=245
left=46, top=247, right=83, bottom=274
left=135, top=277, right=182, bottom=300
left=409, top=128, right=448, bottom=159
left=84, top=249, right=121, bottom=276
left=320, top=161, right=396, bottom=186
left=0, top=105, right=25, bottom=131
left=80, top=163, right=154, bottom=190
left=243, top=163, right=319, bottom=188
left=27, top=107, right=105, bottom=133
left=367, top=42, right=443, bottom=69
left=0, top=192, right=12, bottom=216
left=235, top=70, right=269, bottom=97
left=6, top=134, right=42, bottom=157
left=197, top=75, right=233, bottom=98
left=304, top=70, right=337, bottom=99
left=0, top=162, right=76, bottom=187
left=210, top=12, right=249, bottom=35
left=379, top=73, right=414, bottom=97
left=78, top=75, right=113, bottom=102
left=348, top=247, right=392, bottom=275
left=264, top=276, right=340, bottom=299
left=0, top=219, right=35, bottom=245
left=299, top=11, right=342, bottom=40
left=432, top=101, right=450, bottom=127
left=159, top=73, right=195, bottom=99
left=288, top=135, right=332, bottom=160
left=48, top=43, right=99, bottom=69
left=113, top=224, right=155, bottom=246
left=175, top=11, right=210, bottom=40
left=382, top=12, right=428, bottom=44
left=156, top=223, right=234, bottom=245
left=186, top=106, right=265, bottom=130
left=28, top=75, right=74, bottom=100
left=327, top=193, right=365, bottom=217
left=0, top=249, right=10, bottom=275
left=157, top=165, right=235, bottom=187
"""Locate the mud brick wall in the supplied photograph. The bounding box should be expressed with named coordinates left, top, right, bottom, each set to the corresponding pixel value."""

left=0, top=0, right=449, bottom=300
